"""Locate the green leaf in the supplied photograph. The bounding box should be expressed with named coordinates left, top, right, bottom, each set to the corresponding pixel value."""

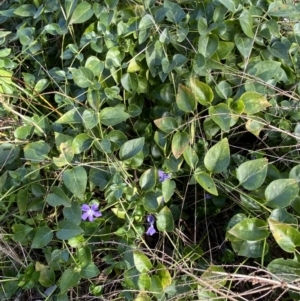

left=89, top=168, right=111, bottom=190
left=139, top=167, right=157, bottom=192
left=12, top=224, right=33, bottom=243
left=236, top=158, right=268, bottom=190
left=209, top=104, right=232, bottom=132
left=80, top=263, right=100, bottom=279
left=267, top=258, right=300, bottom=282
left=236, top=240, right=268, bottom=258
left=164, top=0, right=185, bottom=24
left=156, top=206, right=174, bottom=232
left=32, top=227, right=53, bottom=248
left=24, top=141, right=50, bottom=162
left=228, top=218, right=269, bottom=241
left=154, top=117, right=178, bottom=134
left=171, top=131, right=189, bottom=159
left=59, top=268, right=81, bottom=293
left=133, top=250, right=152, bottom=272
left=234, top=33, right=253, bottom=58
left=35, top=262, right=55, bottom=287
left=72, top=133, right=93, bottom=154
left=218, top=0, right=239, bottom=12
left=215, top=81, right=232, bottom=99
left=162, top=180, right=176, bottom=203
left=239, top=9, right=253, bottom=38
left=138, top=272, right=151, bottom=291
left=85, top=56, right=104, bottom=76
left=0, top=143, right=19, bottom=166
left=82, top=109, right=98, bottom=129
left=121, top=73, right=138, bottom=93
left=239, top=91, right=271, bottom=114
left=119, top=137, right=145, bottom=161
left=56, top=221, right=83, bottom=240
left=176, top=84, right=196, bottom=113
left=46, top=186, right=71, bottom=207
left=156, top=263, right=172, bottom=289
left=245, top=117, right=265, bottom=137
left=56, top=107, right=85, bottom=124
left=265, top=179, right=299, bottom=208
left=189, top=78, right=213, bottom=106
left=198, top=34, right=219, bottom=58
left=195, top=171, right=218, bottom=196
left=34, top=79, right=49, bottom=93
left=183, top=146, right=199, bottom=169
left=99, top=107, right=130, bottom=126
left=63, top=202, right=82, bottom=225
left=71, top=67, right=94, bottom=88
left=69, top=1, right=94, bottom=24
left=269, top=219, right=300, bottom=252
left=204, top=138, right=230, bottom=173
left=252, top=61, right=281, bottom=81
left=14, top=4, right=36, bottom=17
left=62, top=166, right=87, bottom=199
left=269, top=208, right=298, bottom=225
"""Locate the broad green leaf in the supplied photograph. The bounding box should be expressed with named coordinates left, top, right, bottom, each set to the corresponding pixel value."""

left=267, top=258, right=300, bottom=282
left=32, top=227, right=53, bottom=248
left=133, top=250, right=152, bottom=272
left=12, top=224, right=33, bottom=243
left=56, top=107, right=85, bottom=124
left=156, top=263, right=172, bottom=289
left=99, top=107, right=130, bottom=126
left=46, top=186, right=71, bottom=207
left=215, top=81, right=232, bottom=99
left=162, top=179, right=176, bottom=203
left=63, top=202, right=82, bottom=225
left=69, top=1, right=94, bottom=24
left=239, top=91, right=271, bottom=114
left=239, top=9, right=253, bottom=38
left=34, top=79, right=49, bottom=93
left=176, top=84, right=196, bottom=113
left=119, top=137, right=145, bottom=161
left=218, top=0, right=239, bottom=12
left=82, top=109, right=98, bottom=129
left=183, top=146, right=199, bottom=169
left=24, top=141, right=50, bottom=162
left=253, top=61, right=281, bottom=81
left=236, top=240, right=268, bottom=258
left=267, top=42, right=289, bottom=61
left=154, top=117, right=178, bottom=134
left=269, top=208, right=298, bottom=225
left=234, top=33, right=253, bottom=58
left=228, top=218, right=269, bottom=241
left=71, top=67, right=94, bottom=88
left=89, top=168, right=111, bottom=190
left=236, top=158, right=268, bottom=190
left=265, top=179, right=299, bottom=208
left=14, top=126, right=34, bottom=140
left=195, top=171, right=218, bottom=196
left=204, top=138, right=230, bottom=173
left=142, top=191, right=161, bottom=212
left=59, top=268, right=80, bottom=293
left=289, top=164, right=300, bottom=185
left=14, top=4, right=36, bottom=17
left=139, top=167, right=157, bottom=192
left=85, top=56, right=104, bottom=76
left=87, top=89, right=101, bottom=111
left=203, top=117, right=220, bottom=139
left=171, top=131, right=189, bottom=159
left=245, top=117, right=265, bottom=137
left=121, top=73, right=138, bottom=93
left=80, top=263, right=100, bottom=279
left=72, top=133, right=93, bottom=154
left=138, top=272, right=151, bottom=291
left=65, top=0, right=78, bottom=19
left=56, top=221, right=83, bottom=240
left=156, top=206, right=174, bottom=232
left=164, top=0, right=185, bottom=24
left=198, top=34, right=219, bottom=58
left=62, top=166, right=87, bottom=199
left=35, top=262, right=55, bottom=287
left=269, top=219, right=300, bottom=252
left=189, top=78, right=213, bottom=106
left=209, top=104, right=232, bottom=132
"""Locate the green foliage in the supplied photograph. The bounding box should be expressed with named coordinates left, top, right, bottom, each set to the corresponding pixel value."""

left=1, top=0, right=300, bottom=300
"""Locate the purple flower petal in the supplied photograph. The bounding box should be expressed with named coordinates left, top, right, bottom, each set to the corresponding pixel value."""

left=158, top=170, right=170, bottom=182
left=91, top=203, right=99, bottom=211
left=147, top=214, right=155, bottom=224
left=81, top=204, right=90, bottom=211
left=81, top=211, right=90, bottom=220
left=146, top=225, right=156, bottom=236
left=93, top=211, right=102, bottom=217
left=87, top=214, right=94, bottom=222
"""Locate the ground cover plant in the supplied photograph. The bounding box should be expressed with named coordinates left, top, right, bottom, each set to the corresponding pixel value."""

left=1, top=0, right=300, bottom=300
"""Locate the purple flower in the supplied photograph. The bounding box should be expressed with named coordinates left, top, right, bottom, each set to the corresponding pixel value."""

left=205, top=193, right=212, bottom=200
left=146, top=214, right=156, bottom=236
left=81, top=204, right=102, bottom=222
left=158, top=170, right=171, bottom=182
